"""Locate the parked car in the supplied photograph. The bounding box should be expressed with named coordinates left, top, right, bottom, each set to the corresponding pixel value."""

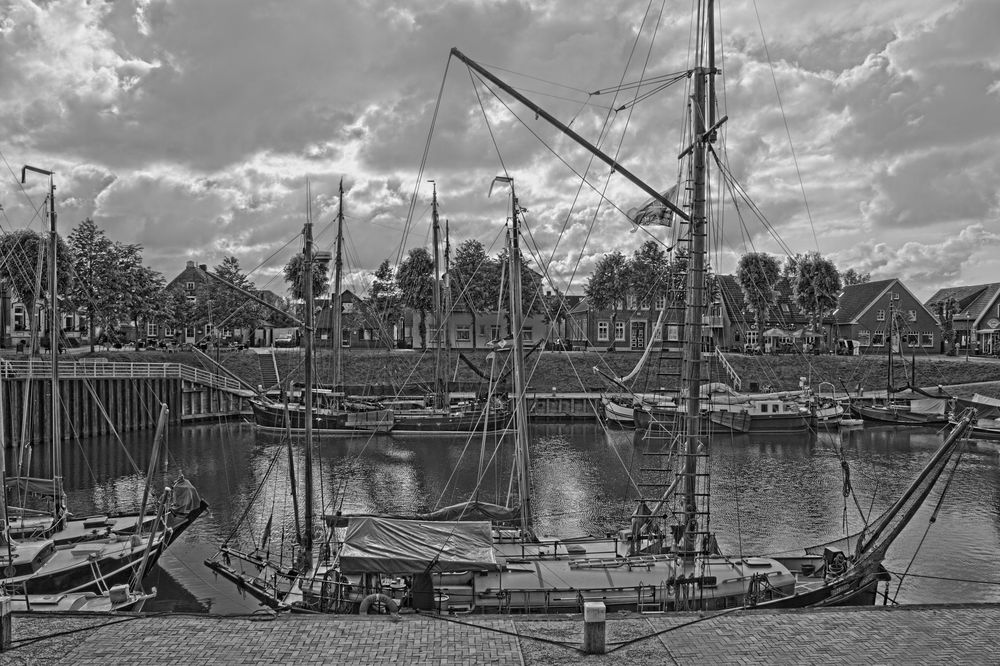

left=274, top=333, right=296, bottom=348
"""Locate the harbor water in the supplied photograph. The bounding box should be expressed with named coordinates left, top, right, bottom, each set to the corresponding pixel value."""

left=38, top=419, right=1000, bottom=614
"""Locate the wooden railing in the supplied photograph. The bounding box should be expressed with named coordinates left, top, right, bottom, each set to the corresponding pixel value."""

left=0, top=360, right=248, bottom=394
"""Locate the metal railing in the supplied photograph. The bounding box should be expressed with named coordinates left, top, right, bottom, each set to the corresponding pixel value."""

left=0, top=360, right=247, bottom=393
left=713, top=347, right=742, bottom=391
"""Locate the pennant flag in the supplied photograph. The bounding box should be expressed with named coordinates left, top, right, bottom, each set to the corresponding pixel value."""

left=626, top=184, right=678, bottom=232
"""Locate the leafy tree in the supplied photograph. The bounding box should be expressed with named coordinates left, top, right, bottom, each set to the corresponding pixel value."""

left=791, top=252, right=841, bottom=352
left=0, top=229, right=75, bottom=353
left=841, top=268, right=871, bottom=286
left=68, top=218, right=120, bottom=351
left=367, top=259, right=402, bottom=349
left=283, top=252, right=330, bottom=303
left=200, top=257, right=262, bottom=337
left=396, top=247, right=435, bottom=349
left=935, top=296, right=960, bottom=356
left=735, top=252, right=780, bottom=351
left=585, top=250, right=630, bottom=350
left=451, top=239, right=501, bottom=312
left=120, top=262, right=166, bottom=350
left=629, top=241, right=668, bottom=309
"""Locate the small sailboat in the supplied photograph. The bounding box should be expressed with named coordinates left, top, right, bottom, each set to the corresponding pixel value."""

left=248, top=180, right=394, bottom=435
left=2, top=167, right=206, bottom=603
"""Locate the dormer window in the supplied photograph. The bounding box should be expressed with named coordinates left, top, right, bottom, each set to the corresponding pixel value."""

left=876, top=309, right=886, bottom=321
left=185, top=281, right=195, bottom=291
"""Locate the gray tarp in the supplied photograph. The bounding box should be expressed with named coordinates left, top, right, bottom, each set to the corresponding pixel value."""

left=337, top=517, right=499, bottom=574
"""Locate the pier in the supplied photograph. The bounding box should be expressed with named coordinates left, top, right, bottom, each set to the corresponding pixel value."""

left=5, top=603, right=997, bottom=664
left=0, top=360, right=253, bottom=444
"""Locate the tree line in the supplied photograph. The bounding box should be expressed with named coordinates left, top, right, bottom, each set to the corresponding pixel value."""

left=584, top=240, right=871, bottom=352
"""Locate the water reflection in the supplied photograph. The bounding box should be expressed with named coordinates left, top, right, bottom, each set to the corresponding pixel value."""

left=27, top=419, right=1000, bottom=612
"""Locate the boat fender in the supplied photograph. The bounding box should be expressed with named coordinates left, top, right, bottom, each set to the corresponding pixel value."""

left=358, top=593, right=398, bottom=615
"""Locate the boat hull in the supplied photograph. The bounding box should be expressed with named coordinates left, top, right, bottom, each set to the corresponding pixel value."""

left=602, top=396, right=635, bottom=426
left=251, top=399, right=394, bottom=434
left=635, top=406, right=812, bottom=434
left=852, top=404, right=949, bottom=426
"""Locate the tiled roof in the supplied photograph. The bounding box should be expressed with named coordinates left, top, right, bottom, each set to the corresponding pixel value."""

left=925, top=283, right=1000, bottom=322
left=716, top=274, right=811, bottom=328
left=831, top=278, right=895, bottom=323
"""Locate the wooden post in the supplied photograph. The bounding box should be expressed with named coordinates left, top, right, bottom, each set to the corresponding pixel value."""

left=0, top=595, right=11, bottom=651
left=582, top=601, right=606, bottom=655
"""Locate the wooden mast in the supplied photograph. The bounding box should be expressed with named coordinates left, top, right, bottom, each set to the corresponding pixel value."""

left=430, top=182, right=445, bottom=408
left=301, top=191, right=316, bottom=566
left=331, top=179, right=345, bottom=391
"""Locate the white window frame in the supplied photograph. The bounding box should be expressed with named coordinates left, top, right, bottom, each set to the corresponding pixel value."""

left=654, top=294, right=666, bottom=310
left=456, top=325, right=471, bottom=342
left=921, top=332, right=934, bottom=347
left=872, top=329, right=885, bottom=346
left=876, top=309, right=886, bottom=321
left=614, top=321, right=626, bottom=342
left=597, top=321, right=610, bottom=342
left=185, top=281, right=195, bottom=290
left=522, top=327, right=533, bottom=341
left=146, top=323, right=157, bottom=337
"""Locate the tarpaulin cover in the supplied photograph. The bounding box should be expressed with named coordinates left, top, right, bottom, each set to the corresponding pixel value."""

left=171, top=477, right=202, bottom=514
left=5, top=476, right=62, bottom=498
left=337, top=517, right=499, bottom=574
left=419, top=500, right=520, bottom=524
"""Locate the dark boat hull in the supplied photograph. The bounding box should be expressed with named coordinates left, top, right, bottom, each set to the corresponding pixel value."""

left=251, top=400, right=394, bottom=434
left=852, top=404, right=949, bottom=426
left=635, top=406, right=811, bottom=434
left=390, top=409, right=510, bottom=435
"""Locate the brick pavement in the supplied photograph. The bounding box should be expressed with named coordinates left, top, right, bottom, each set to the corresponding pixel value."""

left=2, top=604, right=998, bottom=665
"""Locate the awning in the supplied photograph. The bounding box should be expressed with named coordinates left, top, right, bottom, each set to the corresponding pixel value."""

left=762, top=328, right=786, bottom=337
left=337, top=517, right=499, bottom=575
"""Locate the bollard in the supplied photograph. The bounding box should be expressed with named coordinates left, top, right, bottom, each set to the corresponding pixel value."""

left=0, top=596, right=11, bottom=652
left=582, top=601, right=606, bottom=655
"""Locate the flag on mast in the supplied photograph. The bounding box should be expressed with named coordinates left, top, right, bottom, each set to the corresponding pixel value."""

left=626, top=184, right=678, bottom=232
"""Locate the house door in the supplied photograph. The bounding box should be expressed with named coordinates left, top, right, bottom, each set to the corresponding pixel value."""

left=630, top=322, right=646, bottom=350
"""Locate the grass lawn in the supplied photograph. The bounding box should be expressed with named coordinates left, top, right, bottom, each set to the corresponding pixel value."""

left=78, top=347, right=1000, bottom=398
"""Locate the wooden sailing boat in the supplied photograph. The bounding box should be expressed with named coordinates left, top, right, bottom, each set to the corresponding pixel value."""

left=390, top=182, right=510, bottom=435
left=1, top=167, right=207, bottom=601
left=851, top=295, right=951, bottom=425
left=248, top=180, right=394, bottom=435
left=206, top=1, right=976, bottom=614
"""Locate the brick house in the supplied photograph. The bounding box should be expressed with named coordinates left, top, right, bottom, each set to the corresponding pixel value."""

left=832, top=278, right=940, bottom=355
left=925, top=283, right=1000, bottom=355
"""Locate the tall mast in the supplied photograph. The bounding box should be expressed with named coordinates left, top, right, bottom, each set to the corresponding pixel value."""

left=301, top=193, right=315, bottom=564
left=331, top=179, right=345, bottom=390
left=501, top=178, right=532, bottom=534
left=444, top=219, right=452, bottom=357
left=679, top=9, right=714, bottom=558
left=430, top=182, right=445, bottom=407
left=22, top=166, right=61, bottom=513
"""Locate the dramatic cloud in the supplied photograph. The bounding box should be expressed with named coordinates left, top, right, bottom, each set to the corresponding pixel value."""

left=0, top=0, right=996, bottom=300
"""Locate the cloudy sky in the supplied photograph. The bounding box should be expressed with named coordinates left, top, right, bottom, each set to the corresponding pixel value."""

left=1, top=0, right=997, bottom=301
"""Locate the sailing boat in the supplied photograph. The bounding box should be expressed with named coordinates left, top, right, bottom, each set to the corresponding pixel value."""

left=851, top=295, right=952, bottom=425
left=2, top=166, right=207, bottom=601
left=206, top=1, right=976, bottom=614
left=390, top=182, right=510, bottom=435
left=248, top=180, right=394, bottom=435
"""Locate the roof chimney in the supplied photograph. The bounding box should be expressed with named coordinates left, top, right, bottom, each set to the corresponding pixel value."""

left=199, top=264, right=207, bottom=271
left=186, top=260, right=195, bottom=269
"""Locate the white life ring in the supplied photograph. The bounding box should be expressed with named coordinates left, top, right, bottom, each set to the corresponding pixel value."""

left=358, top=593, right=398, bottom=615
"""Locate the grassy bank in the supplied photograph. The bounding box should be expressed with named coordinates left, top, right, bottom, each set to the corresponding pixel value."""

left=80, top=347, right=1000, bottom=397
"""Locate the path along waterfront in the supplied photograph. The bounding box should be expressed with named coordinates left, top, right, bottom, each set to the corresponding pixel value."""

left=3, top=603, right=998, bottom=665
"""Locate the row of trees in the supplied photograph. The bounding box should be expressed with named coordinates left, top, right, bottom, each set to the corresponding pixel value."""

left=583, top=241, right=871, bottom=352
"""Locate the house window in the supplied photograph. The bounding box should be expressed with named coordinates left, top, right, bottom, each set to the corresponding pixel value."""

left=164, top=327, right=175, bottom=337
left=905, top=332, right=919, bottom=347
left=666, top=325, right=680, bottom=341
left=858, top=329, right=870, bottom=346
left=872, top=329, right=885, bottom=346
left=626, top=294, right=638, bottom=310
left=146, top=323, right=157, bottom=337
left=655, top=294, right=666, bottom=310
left=184, top=326, right=195, bottom=338
left=876, top=309, right=885, bottom=321
left=456, top=325, right=471, bottom=342
left=907, top=309, right=916, bottom=322
left=342, top=328, right=350, bottom=347
left=614, top=321, right=626, bottom=341
left=597, top=321, right=610, bottom=342
left=13, top=305, right=25, bottom=331
left=745, top=329, right=758, bottom=345
left=891, top=291, right=900, bottom=300
left=187, top=296, right=196, bottom=304
left=921, top=332, right=934, bottom=347
left=523, top=327, right=533, bottom=341
left=185, top=281, right=195, bottom=291
left=204, top=324, right=213, bottom=335
left=490, top=325, right=501, bottom=341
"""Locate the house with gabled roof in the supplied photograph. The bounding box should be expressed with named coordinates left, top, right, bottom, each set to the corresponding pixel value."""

left=715, top=275, right=818, bottom=352
left=832, top=278, right=940, bottom=355
left=925, top=283, right=1000, bottom=355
